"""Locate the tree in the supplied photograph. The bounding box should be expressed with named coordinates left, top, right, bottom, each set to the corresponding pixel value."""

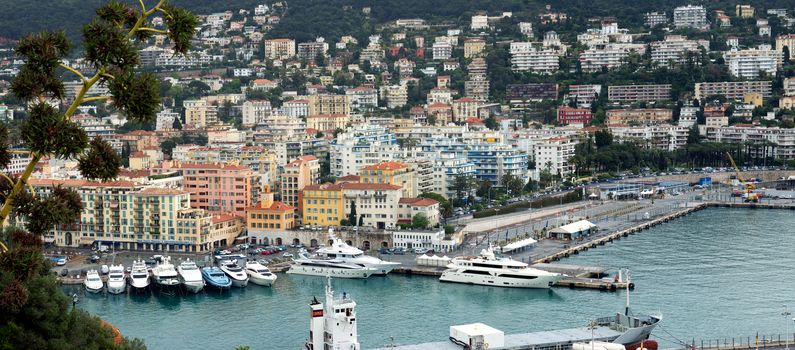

left=476, top=180, right=493, bottom=199
left=411, top=213, right=430, bottom=229
left=452, top=174, right=476, bottom=201
left=419, top=192, right=452, bottom=219
left=348, top=200, right=357, bottom=226
left=1, top=1, right=196, bottom=348
left=686, top=125, right=701, bottom=145
left=171, top=116, right=182, bottom=130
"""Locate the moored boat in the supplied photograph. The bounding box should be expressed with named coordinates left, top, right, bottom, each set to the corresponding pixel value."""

left=287, top=249, right=378, bottom=279
left=201, top=266, right=232, bottom=289
left=128, top=260, right=150, bottom=291
left=151, top=256, right=180, bottom=291
left=177, top=259, right=205, bottom=293
left=84, top=269, right=104, bottom=293
left=439, top=245, right=563, bottom=288
left=219, top=260, right=249, bottom=287
left=245, top=260, right=277, bottom=286
left=106, top=264, right=126, bottom=294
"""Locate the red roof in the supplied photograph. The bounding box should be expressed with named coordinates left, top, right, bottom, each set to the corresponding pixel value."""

left=286, top=155, right=318, bottom=167
left=428, top=102, right=451, bottom=109
left=336, top=175, right=360, bottom=182
left=464, top=117, right=484, bottom=124
left=248, top=200, right=295, bottom=212
left=339, top=182, right=402, bottom=191
left=304, top=183, right=343, bottom=191
left=454, top=97, right=476, bottom=103
left=212, top=213, right=240, bottom=224
left=399, top=197, right=439, bottom=206
left=361, top=161, right=408, bottom=171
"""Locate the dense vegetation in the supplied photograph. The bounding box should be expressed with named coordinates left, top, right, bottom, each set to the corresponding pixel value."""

left=472, top=189, right=584, bottom=219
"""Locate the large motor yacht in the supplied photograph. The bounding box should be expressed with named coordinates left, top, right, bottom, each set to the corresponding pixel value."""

left=439, top=246, right=564, bottom=288
left=84, top=269, right=104, bottom=293
left=315, top=230, right=400, bottom=275
left=106, top=264, right=126, bottom=294
left=219, top=259, right=249, bottom=287
left=151, top=256, right=180, bottom=291
left=128, top=260, right=150, bottom=291
left=287, top=249, right=378, bottom=279
left=245, top=261, right=277, bottom=286
left=177, top=258, right=205, bottom=293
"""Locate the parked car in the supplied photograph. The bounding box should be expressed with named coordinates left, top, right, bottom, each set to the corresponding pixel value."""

left=59, top=268, right=69, bottom=277
left=379, top=247, right=392, bottom=254
left=100, top=265, right=109, bottom=274
left=283, top=253, right=294, bottom=258
left=219, top=250, right=231, bottom=255
left=393, top=248, right=405, bottom=255
left=413, top=248, right=429, bottom=254
left=90, top=254, right=100, bottom=263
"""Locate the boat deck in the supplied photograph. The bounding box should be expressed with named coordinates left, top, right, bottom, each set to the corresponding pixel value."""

left=372, top=325, right=623, bottom=350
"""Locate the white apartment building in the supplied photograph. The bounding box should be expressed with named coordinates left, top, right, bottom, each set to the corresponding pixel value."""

left=673, top=5, right=708, bottom=30
left=331, top=126, right=399, bottom=177
left=432, top=153, right=476, bottom=200
left=242, top=100, right=272, bottom=127
left=509, top=42, right=560, bottom=74
left=678, top=106, right=699, bottom=127
left=706, top=126, right=795, bottom=160
left=346, top=87, right=379, bottom=111
left=579, top=44, right=645, bottom=72
left=427, top=88, right=454, bottom=105
left=381, top=85, right=408, bottom=109
left=533, top=136, right=577, bottom=181
left=694, top=81, right=772, bottom=100
left=281, top=99, right=310, bottom=118
left=341, top=183, right=403, bottom=229
left=471, top=15, right=489, bottom=30
left=650, top=35, right=709, bottom=66
left=784, top=77, right=795, bottom=96
left=519, top=22, right=533, bottom=36
left=645, top=12, right=668, bottom=27
left=610, top=125, right=689, bottom=151
left=391, top=229, right=456, bottom=252
left=432, top=41, right=453, bottom=60
left=723, top=47, right=782, bottom=79
left=156, top=108, right=180, bottom=130
left=263, top=38, right=296, bottom=60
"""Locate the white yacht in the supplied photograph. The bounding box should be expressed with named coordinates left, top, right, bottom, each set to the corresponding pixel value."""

left=84, top=269, right=104, bottom=293
left=177, top=259, right=205, bottom=293
left=287, top=249, right=379, bottom=279
left=128, top=260, right=150, bottom=291
left=106, top=264, right=126, bottom=294
left=439, top=246, right=564, bottom=288
left=151, top=256, right=180, bottom=291
left=316, top=232, right=400, bottom=275
left=219, top=260, right=249, bottom=287
left=245, top=261, right=277, bottom=286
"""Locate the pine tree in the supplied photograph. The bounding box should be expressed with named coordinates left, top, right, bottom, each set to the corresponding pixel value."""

left=348, top=200, right=357, bottom=226
left=1, top=1, right=196, bottom=348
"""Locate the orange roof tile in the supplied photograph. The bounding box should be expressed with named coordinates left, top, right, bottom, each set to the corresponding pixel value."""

left=361, top=161, right=408, bottom=171
left=399, top=197, right=439, bottom=206
left=339, top=182, right=402, bottom=191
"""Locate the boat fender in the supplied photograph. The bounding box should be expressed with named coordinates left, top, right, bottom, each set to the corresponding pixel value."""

left=484, top=342, right=489, bottom=349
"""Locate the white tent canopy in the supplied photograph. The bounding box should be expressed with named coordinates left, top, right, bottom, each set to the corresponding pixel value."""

left=550, top=220, right=596, bottom=234
left=500, top=237, right=537, bottom=252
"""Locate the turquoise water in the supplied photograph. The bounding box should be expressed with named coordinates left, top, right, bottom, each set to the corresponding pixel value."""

left=66, top=208, right=795, bottom=350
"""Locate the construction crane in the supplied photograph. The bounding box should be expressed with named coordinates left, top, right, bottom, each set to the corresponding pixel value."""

left=725, top=152, right=759, bottom=203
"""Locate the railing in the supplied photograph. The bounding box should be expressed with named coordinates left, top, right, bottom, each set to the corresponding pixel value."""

left=675, top=333, right=795, bottom=350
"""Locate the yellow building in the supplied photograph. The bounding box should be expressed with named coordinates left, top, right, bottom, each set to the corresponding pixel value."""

left=359, top=161, right=417, bottom=197
left=301, top=183, right=344, bottom=226
left=464, top=38, right=486, bottom=58
left=743, top=92, right=763, bottom=107
left=246, top=190, right=295, bottom=231
left=307, top=94, right=351, bottom=116
left=736, top=5, right=754, bottom=18
left=307, top=114, right=350, bottom=132
left=280, top=155, right=320, bottom=209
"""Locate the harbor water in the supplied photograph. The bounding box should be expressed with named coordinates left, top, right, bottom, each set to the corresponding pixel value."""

left=65, top=208, right=795, bottom=349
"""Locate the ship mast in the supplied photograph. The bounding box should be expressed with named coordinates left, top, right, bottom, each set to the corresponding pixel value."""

left=624, top=269, right=631, bottom=316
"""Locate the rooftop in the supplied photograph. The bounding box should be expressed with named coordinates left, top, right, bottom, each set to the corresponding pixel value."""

left=361, top=161, right=409, bottom=171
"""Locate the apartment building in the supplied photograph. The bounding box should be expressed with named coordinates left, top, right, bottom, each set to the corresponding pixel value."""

left=330, top=125, right=399, bottom=177
left=776, top=34, right=795, bottom=60
left=156, top=108, right=180, bottom=130
left=506, top=83, right=559, bottom=110
left=705, top=125, right=795, bottom=160
left=451, top=97, right=479, bottom=122
left=694, top=81, right=772, bottom=100
left=644, top=12, right=668, bottom=27
left=428, top=88, right=454, bottom=105
left=246, top=190, right=295, bottom=236
left=650, top=35, right=709, bottom=66
left=509, top=42, right=559, bottom=74
left=346, top=86, right=379, bottom=111
left=263, top=38, right=296, bottom=60
left=533, top=136, right=576, bottom=180
left=557, top=107, right=593, bottom=126
left=31, top=180, right=240, bottom=252
left=673, top=5, right=708, bottom=30
left=606, top=108, right=673, bottom=125
left=397, top=198, right=440, bottom=227
left=567, top=85, right=602, bottom=106
left=301, top=183, right=344, bottom=227
left=464, top=76, right=490, bottom=102
left=464, top=38, right=486, bottom=58
left=297, top=41, right=329, bottom=61
left=307, top=94, right=351, bottom=116
left=280, top=155, right=321, bottom=209
left=679, top=106, right=699, bottom=127
left=151, top=161, right=258, bottom=218
left=471, top=14, right=489, bottom=30
left=359, top=161, right=416, bottom=197
left=282, top=99, right=310, bottom=118
left=183, top=99, right=218, bottom=128
left=736, top=5, right=754, bottom=18
left=579, top=44, right=645, bottom=72
left=610, top=125, right=689, bottom=151
left=432, top=153, right=476, bottom=199
left=608, top=84, right=672, bottom=102
left=784, top=77, right=795, bottom=96
left=723, top=47, right=782, bottom=79
left=432, top=41, right=453, bottom=60
left=382, top=85, right=408, bottom=109
left=241, top=100, right=271, bottom=127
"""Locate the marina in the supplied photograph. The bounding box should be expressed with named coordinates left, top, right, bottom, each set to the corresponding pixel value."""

left=63, top=208, right=795, bottom=350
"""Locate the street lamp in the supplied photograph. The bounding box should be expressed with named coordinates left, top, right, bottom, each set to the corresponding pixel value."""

left=784, top=305, right=792, bottom=350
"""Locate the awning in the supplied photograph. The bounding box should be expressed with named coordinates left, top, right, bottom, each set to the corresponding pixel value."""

left=79, top=237, right=95, bottom=245
left=501, top=237, right=537, bottom=252
left=550, top=220, right=596, bottom=234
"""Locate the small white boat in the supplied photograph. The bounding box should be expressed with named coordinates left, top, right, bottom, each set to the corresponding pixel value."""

left=219, top=260, right=249, bottom=288
left=151, top=256, right=180, bottom=291
left=128, top=260, right=150, bottom=291
left=177, top=259, right=205, bottom=293
left=106, top=264, right=126, bottom=294
left=245, top=261, right=277, bottom=287
left=84, top=269, right=103, bottom=293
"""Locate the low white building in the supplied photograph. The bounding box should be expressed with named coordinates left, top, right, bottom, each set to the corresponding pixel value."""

left=392, top=228, right=458, bottom=252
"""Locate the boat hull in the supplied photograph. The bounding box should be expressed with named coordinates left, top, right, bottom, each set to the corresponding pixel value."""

left=230, top=278, right=248, bottom=288
left=205, top=280, right=232, bottom=289
left=287, top=265, right=376, bottom=279
left=84, top=284, right=103, bottom=293
left=153, top=276, right=181, bottom=292
left=248, top=274, right=277, bottom=286
left=106, top=282, right=126, bottom=294
left=369, top=262, right=400, bottom=275
left=129, top=278, right=150, bottom=291
left=182, top=280, right=205, bottom=293
left=439, top=270, right=561, bottom=289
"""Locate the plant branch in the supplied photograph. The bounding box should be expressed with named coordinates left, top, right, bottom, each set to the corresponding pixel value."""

left=137, top=27, right=168, bottom=34
left=81, top=95, right=112, bottom=103
left=0, top=173, right=15, bottom=187
left=0, top=152, right=40, bottom=251
left=100, top=72, right=115, bottom=80
left=138, top=0, right=146, bottom=14
left=59, top=63, right=87, bottom=83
